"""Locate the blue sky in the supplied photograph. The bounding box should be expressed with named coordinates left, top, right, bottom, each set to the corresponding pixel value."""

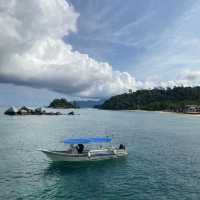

left=0, top=0, right=200, bottom=106
left=67, top=0, right=196, bottom=80
left=67, top=0, right=186, bottom=71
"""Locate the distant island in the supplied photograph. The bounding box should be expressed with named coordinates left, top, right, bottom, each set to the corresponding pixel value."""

left=48, top=98, right=104, bottom=108
left=48, top=98, right=77, bottom=109
left=98, top=86, right=200, bottom=113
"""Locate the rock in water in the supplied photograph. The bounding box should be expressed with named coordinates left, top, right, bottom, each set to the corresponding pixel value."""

left=17, top=106, right=34, bottom=115
left=4, top=106, right=64, bottom=116
left=4, top=106, right=18, bottom=115
left=35, top=107, right=43, bottom=115
left=68, top=111, right=74, bottom=115
left=17, top=109, right=28, bottom=115
left=20, top=106, right=33, bottom=113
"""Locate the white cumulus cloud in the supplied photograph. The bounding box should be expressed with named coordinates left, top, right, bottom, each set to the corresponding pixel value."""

left=0, top=0, right=137, bottom=98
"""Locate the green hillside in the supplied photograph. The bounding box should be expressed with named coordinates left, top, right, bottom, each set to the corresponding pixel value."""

left=99, top=86, right=200, bottom=111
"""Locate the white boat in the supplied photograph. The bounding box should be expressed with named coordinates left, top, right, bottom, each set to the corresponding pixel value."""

left=40, top=137, right=128, bottom=162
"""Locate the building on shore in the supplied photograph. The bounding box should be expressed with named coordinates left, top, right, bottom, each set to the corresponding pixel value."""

left=184, top=105, right=200, bottom=114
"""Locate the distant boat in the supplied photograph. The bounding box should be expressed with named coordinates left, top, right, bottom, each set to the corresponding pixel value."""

left=40, top=137, right=128, bottom=162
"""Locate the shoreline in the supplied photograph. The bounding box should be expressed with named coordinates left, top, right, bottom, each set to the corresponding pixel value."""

left=127, top=109, right=200, bottom=116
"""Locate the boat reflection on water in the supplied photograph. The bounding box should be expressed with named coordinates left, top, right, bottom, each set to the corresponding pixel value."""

left=44, top=156, right=128, bottom=176
left=42, top=157, right=129, bottom=200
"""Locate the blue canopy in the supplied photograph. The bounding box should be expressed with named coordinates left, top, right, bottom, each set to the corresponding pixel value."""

left=64, top=137, right=112, bottom=144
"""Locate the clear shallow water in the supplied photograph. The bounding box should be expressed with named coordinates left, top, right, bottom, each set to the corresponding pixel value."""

left=1, top=108, right=200, bottom=199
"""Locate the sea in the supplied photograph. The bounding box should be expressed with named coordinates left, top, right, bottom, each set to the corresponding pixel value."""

left=1, top=107, right=200, bottom=200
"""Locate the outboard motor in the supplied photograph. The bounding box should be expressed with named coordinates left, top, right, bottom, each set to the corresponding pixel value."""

left=119, top=144, right=125, bottom=150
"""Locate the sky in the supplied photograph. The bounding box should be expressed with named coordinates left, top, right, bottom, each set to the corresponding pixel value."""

left=1, top=0, right=200, bottom=106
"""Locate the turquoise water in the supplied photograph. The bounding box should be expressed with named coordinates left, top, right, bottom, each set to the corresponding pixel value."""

left=1, top=108, right=200, bottom=199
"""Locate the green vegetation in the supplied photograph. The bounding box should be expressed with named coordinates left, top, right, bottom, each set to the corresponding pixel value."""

left=48, top=98, right=78, bottom=109
left=99, top=86, right=200, bottom=111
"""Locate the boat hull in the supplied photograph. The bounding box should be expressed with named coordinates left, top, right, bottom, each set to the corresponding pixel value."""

left=41, top=149, right=128, bottom=162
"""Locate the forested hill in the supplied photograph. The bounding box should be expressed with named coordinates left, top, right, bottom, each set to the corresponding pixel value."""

left=99, top=86, right=200, bottom=111
left=48, top=98, right=76, bottom=109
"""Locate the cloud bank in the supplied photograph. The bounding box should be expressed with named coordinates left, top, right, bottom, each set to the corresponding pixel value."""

left=0, top=0, right=137, bottom=98
left=1, top=0, right=200, bottom=99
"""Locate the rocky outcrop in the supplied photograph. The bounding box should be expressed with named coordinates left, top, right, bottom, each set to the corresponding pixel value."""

left=4, top=106, right=63, bottom=116
left=4, top=106, right=18, bottom=115
left=68, top=111, right=74, bottom=115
